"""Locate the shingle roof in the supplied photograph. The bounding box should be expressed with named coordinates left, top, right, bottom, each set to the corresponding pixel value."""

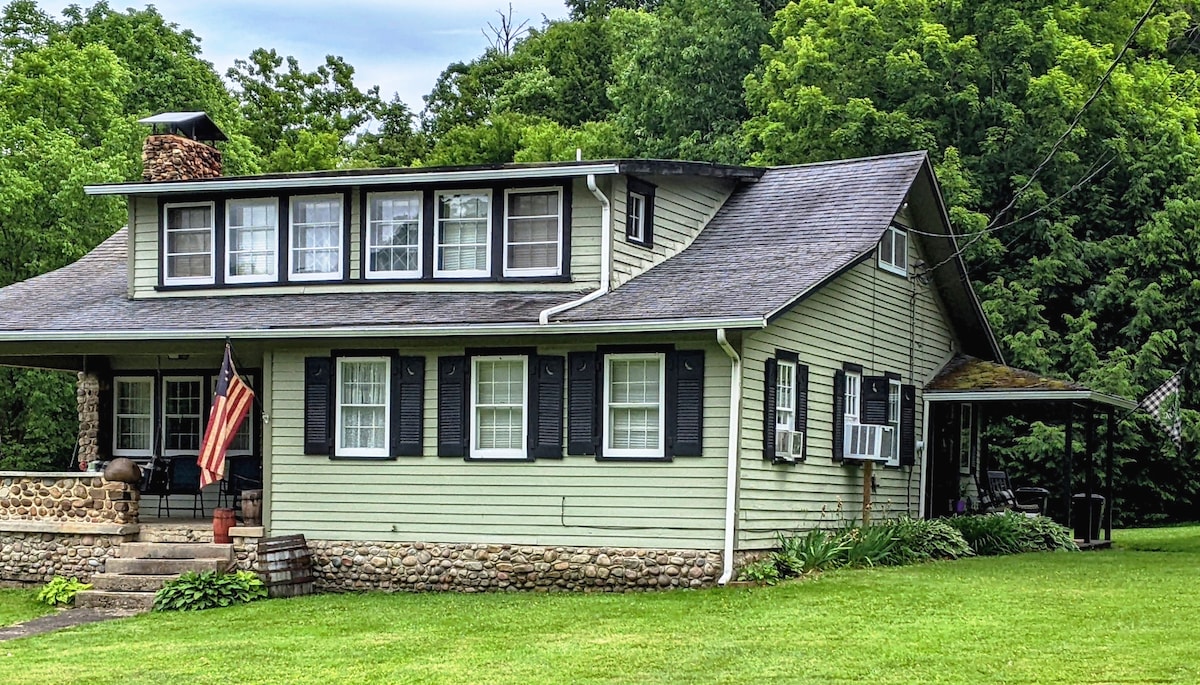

left=0, top=229, right=575, bottom=335
left=554, top=151, right=928, bottom=323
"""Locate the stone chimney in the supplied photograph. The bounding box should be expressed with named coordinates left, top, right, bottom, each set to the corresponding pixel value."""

left=137, top=112, right=228, bottom=182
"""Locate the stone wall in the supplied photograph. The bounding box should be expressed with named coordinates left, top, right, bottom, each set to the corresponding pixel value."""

left=0, top=474, right=138, bottom=525
left=76, top=373, right=100, bottom=469
left=142, top=134, right=222, bottom=181
left=0, top=531, right=133, bottom=584
left=306, top=540, right=722, bottom=592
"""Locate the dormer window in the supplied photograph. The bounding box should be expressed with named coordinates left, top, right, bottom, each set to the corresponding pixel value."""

left=289, top=194, right=343, bottom=281
left=436, top=190, right=491, bottom=278
left=366, top=192, right=421, bottom=279
left=163, top=202, right=215, bottom=286
left=504, top=188, right=562, bottom=277
left=879, top=223, right=907, bottom=276
left=625, top=179, right=655, bottom=247
left=226, top=198, right=277, bottom=284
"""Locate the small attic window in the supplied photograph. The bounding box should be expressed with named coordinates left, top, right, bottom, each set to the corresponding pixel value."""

left=879, top=224, right=908, bottom=276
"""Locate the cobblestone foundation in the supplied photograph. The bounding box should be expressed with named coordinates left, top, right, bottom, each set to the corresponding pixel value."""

left=0, top=474, right=138, bottom=525
left=0, top=532, right=133, bottom=583
left=307, top=540, right=722, bottom=592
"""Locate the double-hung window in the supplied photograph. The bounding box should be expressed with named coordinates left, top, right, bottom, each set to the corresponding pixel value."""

left=627, top=193, right=646, bottom=243
left=290, top=194, right=343, bottom=281
left=162, top=377, right=204, bottom=455
left=471, top=355, right=528, bottom=459
left=226, top=199, right=277, bottom=284
left=776, top=360, right=796, bottom=435
left=436, top=190, right=490, bottom=277
left=844, top=369, right=861, bottom=427
left=604, top=353, right=666, bottom=459
left=504, top=188, right=562, bottom=276
left=113, top=377, right=154, bottom=457
left=886, top=378, right=902, bottom=466
left=879, top=224, right=908, bottom=276
left=163, top=202, right=215, bottom=285
left=366, top=192, right=422, bottom=279
left=336, top=357, right=390, bottom=458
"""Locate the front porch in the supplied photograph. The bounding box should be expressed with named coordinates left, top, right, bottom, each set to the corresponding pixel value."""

left=923, top=356, right=1137, bottom=547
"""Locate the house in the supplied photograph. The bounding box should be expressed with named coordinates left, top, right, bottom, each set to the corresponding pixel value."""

left=0, top=113, right=1130, bottom=591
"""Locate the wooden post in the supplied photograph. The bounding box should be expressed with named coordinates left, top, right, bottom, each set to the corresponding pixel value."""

left=1105, top=410, right=1116, bottom=541
left=862, top=461, right=873, bottom=525
left=1063, top=403, right=1075, bottom=530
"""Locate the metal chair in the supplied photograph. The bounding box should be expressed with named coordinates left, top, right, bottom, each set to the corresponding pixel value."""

left=139, top=456, right=171, bottom=518
left=219, top=455, right=262, bottom=511
left=165, top=456, right=204, bottom=518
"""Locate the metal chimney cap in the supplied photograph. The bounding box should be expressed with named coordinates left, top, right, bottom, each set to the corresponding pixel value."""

left=137, top=112, right=228, bottom=142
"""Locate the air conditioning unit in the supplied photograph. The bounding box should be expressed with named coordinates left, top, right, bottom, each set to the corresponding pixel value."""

left=774, top=429, right=805, bottom=462
left=844, top=424, right=894, bottom=462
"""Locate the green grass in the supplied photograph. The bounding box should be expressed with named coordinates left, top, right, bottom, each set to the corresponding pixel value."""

left=3, top=526, right=1200, bottom=684
left=0, top=588, right=53, bottom=627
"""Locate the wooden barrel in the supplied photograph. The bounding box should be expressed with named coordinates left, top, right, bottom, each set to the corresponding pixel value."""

left=257, top=534, right=314, bottom=598
left=213, top=508, right=236, bottom=544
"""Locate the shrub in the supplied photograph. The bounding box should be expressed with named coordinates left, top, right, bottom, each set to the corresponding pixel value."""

left=737, top=558, right=780, bottom=585
left=947, top=512, right=1078, bottom=555
left=838, top=524, right=899, bottom=568
left=154, top=570, right=267, bottom=612
left=774, top=529, right=848, bottom=576
left=36, top=576, right=91, bottom=606
left=885, top=517, right=974, bottom=564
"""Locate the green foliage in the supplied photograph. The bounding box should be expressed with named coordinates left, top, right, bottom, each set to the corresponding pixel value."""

left=773, top=528, right=850, bottom=575
left=883, top=516, right=975, bottom=563
left=36, top=576, right=90, bottom=606
left=947, top=512, right=1078, bottom=556
left=153, top=570, right=267, bottom=612
left=736, top=557, right=780, bottom=584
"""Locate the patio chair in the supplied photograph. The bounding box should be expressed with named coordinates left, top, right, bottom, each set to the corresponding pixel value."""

left=139, top=456, right=171, bottom=518
left=978, top=470, right=1049, bottom=516
left=165, top=456, right=204, bottom=519
left=219, top=455, right=262, bottom=511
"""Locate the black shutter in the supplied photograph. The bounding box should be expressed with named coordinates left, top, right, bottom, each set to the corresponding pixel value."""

left=304, top=357, right=333, bottom=455
left=567, top=352, right=599, bottom=455
left=669, top=350, right=704, bottom=457
left=899, top=383, right=917, bottom=466
left=862, top=375, right=889, bottom=425
left=437, top=356, right=467, bottom=457
left=530, top=355, right=565, bottom=459
left=763, top=359, right=778, bottom=461
left=392, top=356, right=424, bottom=457
left=832, top=369, right=845, bottom=462
left=643, top=192, right=656, bottom=246
left=796, top=364, right=809, bottom=460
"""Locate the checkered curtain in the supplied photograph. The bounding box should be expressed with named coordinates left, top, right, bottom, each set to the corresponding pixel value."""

left=1139, top=370, right=1183, bottom=448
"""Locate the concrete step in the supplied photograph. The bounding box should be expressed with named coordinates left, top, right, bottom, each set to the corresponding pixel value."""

left=75, top=590, right=156, bottom=612
left=105, top=557, right=230, bottom=576
left=137, top=524, right=214, bottom=544
left=119, top=542, right=233, bottom=561
left=90, top=573, right=178, bottom=593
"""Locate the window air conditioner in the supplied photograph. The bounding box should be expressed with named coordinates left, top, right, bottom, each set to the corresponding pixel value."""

left=775, top=429, right=805, bottom=462
left=844, top=424, right=894, bottom=462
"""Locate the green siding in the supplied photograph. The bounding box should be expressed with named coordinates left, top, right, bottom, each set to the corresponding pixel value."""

left=737, top=215, right=957, bottom=549
left=267, top=336, right=731, bottom=548
left=131, top=197, right=158, bottom=297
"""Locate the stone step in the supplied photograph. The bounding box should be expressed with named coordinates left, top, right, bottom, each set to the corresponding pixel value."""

left=105, top=557, right=230, bottom=575
left=90, top=573, right=178, bottom=593
left=75, top=590, right=157, bottom=612
left=137, top=525, right=214, bottom=544
left=119, top=542, right=233, bottom=560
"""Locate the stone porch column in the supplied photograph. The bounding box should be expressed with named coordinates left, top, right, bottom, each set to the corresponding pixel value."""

left=76, top=372, right=100, bottom=469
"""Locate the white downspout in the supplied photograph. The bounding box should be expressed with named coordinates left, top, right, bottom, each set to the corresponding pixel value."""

left=539, top=174, right=612, bottom=325
left=918, top=398, right=931, bottom=518
left=716, top=328, right=742, bottom=585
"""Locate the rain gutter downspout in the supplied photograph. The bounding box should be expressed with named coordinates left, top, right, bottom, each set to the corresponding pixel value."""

left=716, top=328, right=741, bottom=585
left=539, top=174, right=612, bottom=325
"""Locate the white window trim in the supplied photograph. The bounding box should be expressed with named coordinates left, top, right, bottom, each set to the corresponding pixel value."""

left=161, top=375, right=204, bottom=457
left=288, top=194, right=344, bottom=282
left=335, top=356, right=391, bottom=458
left=886, top=378, right=902, bottom=467
left=225, top=198, right=278, bottom=285
left=776, top=359, right=797, bottom=459
left=162, top=201, right=216, bottom=286
left=503, top=187, right=563, bottom=277
left=958, top=403, right=974, bottom=474
left=603, top=352, right=667, bottom=459
left=628, top=192, right=646, bottom=243
left=112, top=376, right=154, bottom=458
left=469, top=355, right=529, bottom=459
left=365, top=191, right=423, bottom=280
left=844, top=370, right=862, bottom=426
left=879, top=224, right=908, bottom=276
left=435, top=189, right=492, bottom=278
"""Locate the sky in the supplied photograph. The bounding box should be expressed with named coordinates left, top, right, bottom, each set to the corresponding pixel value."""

left=34, top=0, right=571, bottom=114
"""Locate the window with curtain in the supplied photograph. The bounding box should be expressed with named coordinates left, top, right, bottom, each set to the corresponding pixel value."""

left=366, top=192, right=421, bottom=278
left=604, top=353, right=665, bottom=458
left=290, top=195, right=343, bottom=280
left=436, top=191, right=490, bottom=276
left=336, top=358, right=390, bottom=457
left=227, top=199, right=277, bottom=283
left=162, top=377, right=203, bottom=454
left=113, top=378, right=154, bottom=457
left=471, top=356, right=527, bottom=458
left=844, top=370, right=861, bottom=426
left=504, top=189, right=561, bottom=276
left=164, top=203, right=214, bottom=284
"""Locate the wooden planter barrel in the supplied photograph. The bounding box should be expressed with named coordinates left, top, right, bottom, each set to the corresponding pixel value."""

left=257, top=534, right=315, bottom=598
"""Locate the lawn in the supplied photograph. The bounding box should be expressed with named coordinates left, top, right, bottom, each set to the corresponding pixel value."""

left=4, top=526, right=1199, bottom=684
left=0, top=588, right=52, bottom=627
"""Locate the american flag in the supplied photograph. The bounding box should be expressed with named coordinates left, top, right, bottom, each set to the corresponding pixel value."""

left=1139, top=370, right=1183, bottom=448
left=197, top=343, right=255, bottom=489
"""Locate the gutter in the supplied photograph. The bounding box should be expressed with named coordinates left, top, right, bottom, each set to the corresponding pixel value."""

left=539, top=174, right=612, bottom=325
left=715, top=328, right=742, bottom=586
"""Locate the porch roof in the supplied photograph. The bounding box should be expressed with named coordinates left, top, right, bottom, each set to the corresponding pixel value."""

left=924, top=355, right=1136, bottom=410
